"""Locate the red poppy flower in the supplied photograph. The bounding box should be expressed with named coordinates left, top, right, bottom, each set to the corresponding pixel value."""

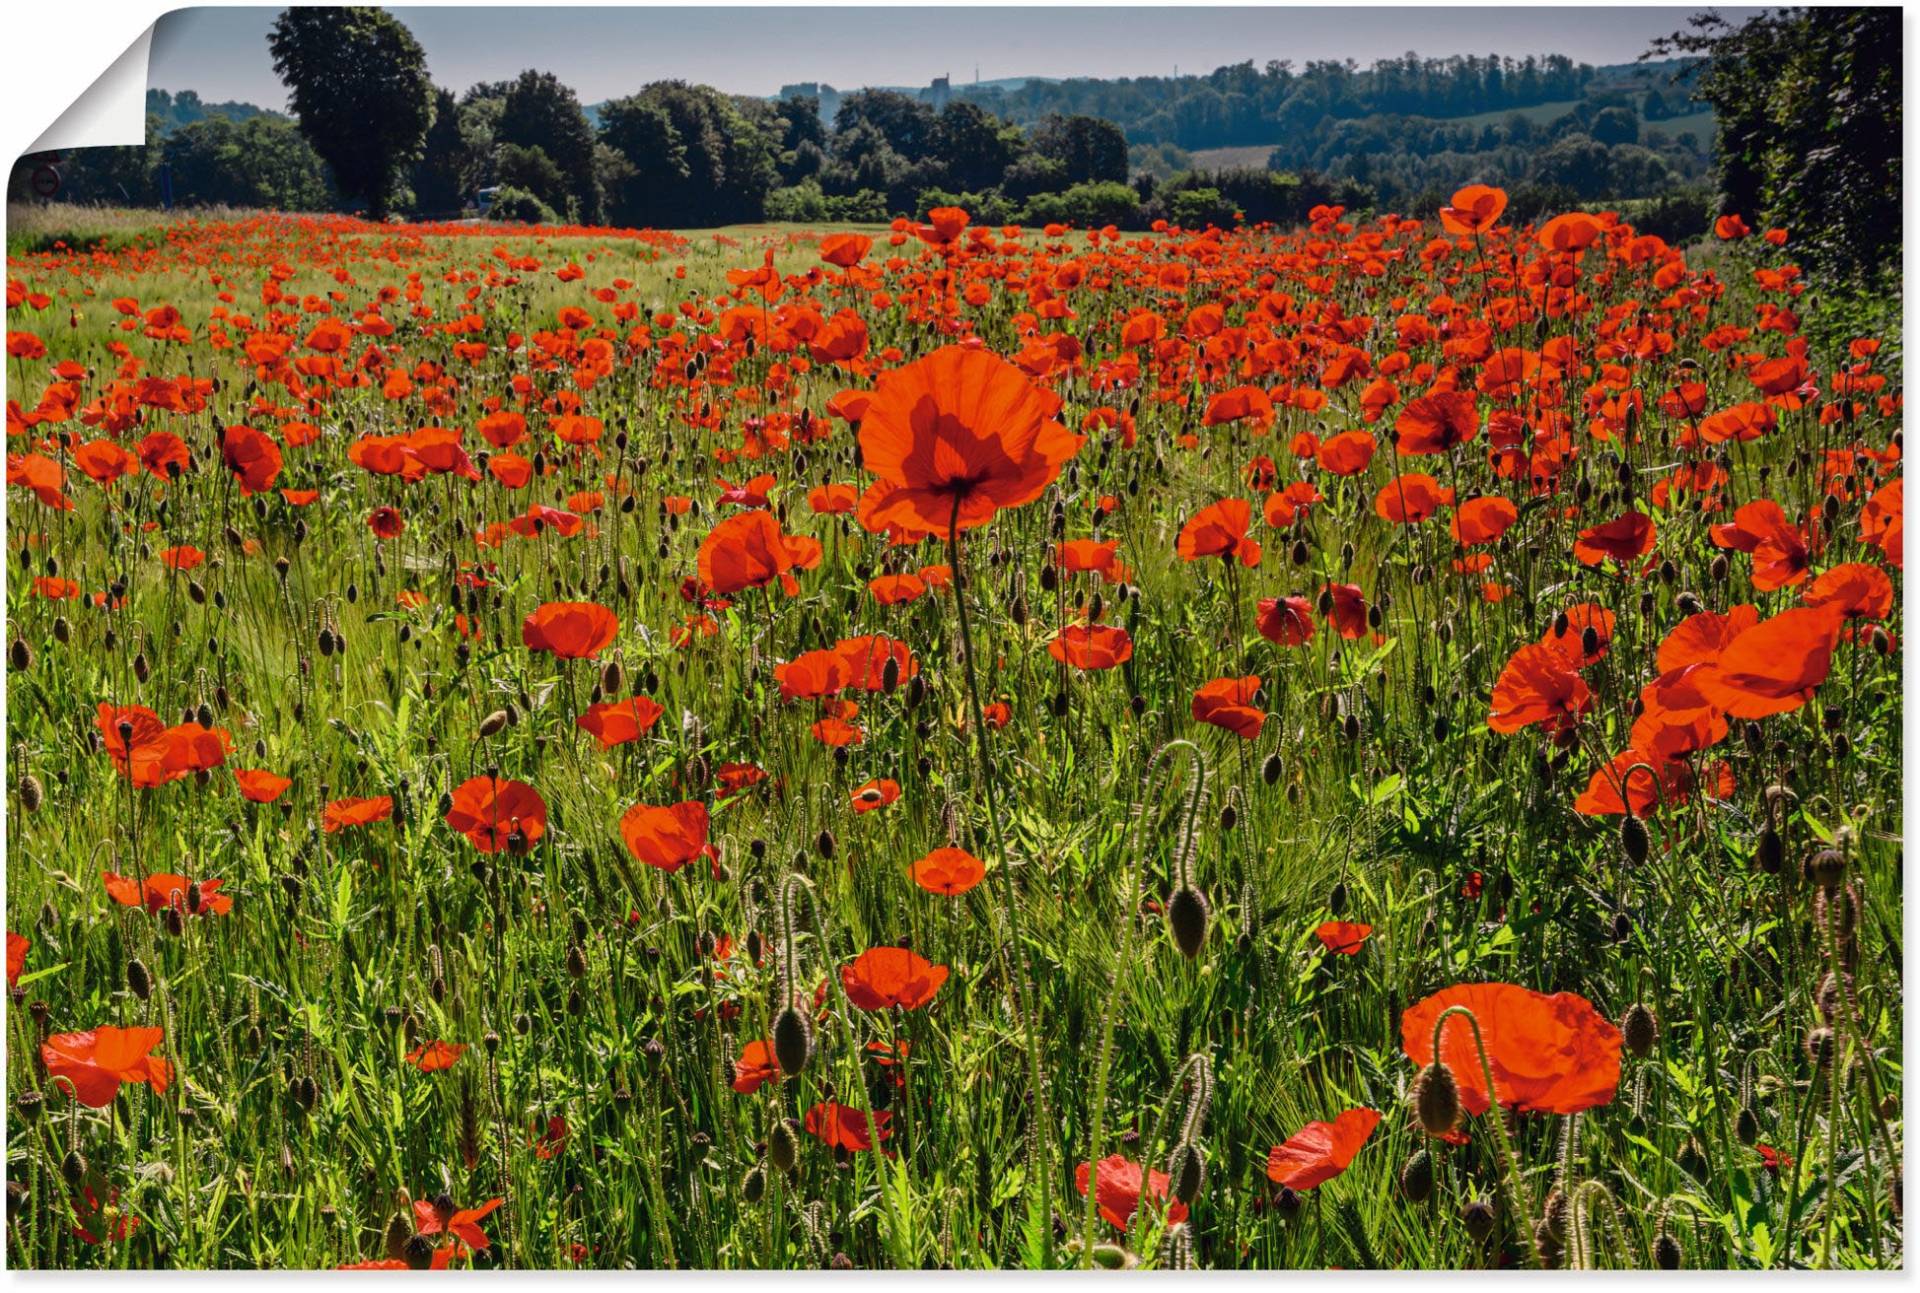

left=103, top=870, right=232, bottom=917
left=405, top=1040, right=467, bottom=1073
left=1656, top=604, right=1761, bottom=672
left=851, top=778, right=901, bottom=814
left=413, top=1194, right=502, bottom=1255
left=857, top=345, right=1082, bottom=538
left=1801, top=562, right=1893, bottom=621
left=1394, top=390, right=1479, bottom=455
left=521, top=601, right=619, bottom=659
left=1695, top=606, right=1843, bottom=718
left=1314, top=921, right=1373, bottom=955
left=1266, top=1108, right=1381, bottom=1189
left=775, top=649, right=851, bottom=701
left=1074, top=1155, right=1188, bottom=1231
left=41, top=1026, right=173, bottom=1107
left=1439, top=184, right=1508, bottom=235
left=1374, top=473, right=1453, bottom=524
left=575, top=695, right=665, bottom=748
left=1177, top=498, right=1262, bottom=566
left=323, top=796, right=393, bottom=833
left=804, top=1101, right=893, bottom=1153
left=1540, top=602, right=1616, bottom=666
left=1574, top=747, right=1730, bottom=817
left=699, top=510, right=809, bottom=596
left=841, top=946, right=950, bottom=1011
left=819, top=232, right=873, bottom=268
left=444, top=775, right=547, bottom=854
left=1451, top=496, right=1517, bottom=546
left=7, top=931, right=26, bottom=988
left=619, top=800, right=714, bottom=873
left=1488, top=643, right=1593, bottom=735
left=832, top=634, right=919, bottom=691
left=909, top=847, right=987, bottom=896
left=732, top=1040, right=781, bottom=1094
left=1321, top=583, right=1369, bottom=640
left=1191, top=675, right=1265, bottom=739
left=1573, top=511, right=1656, bottom=567
left=1401, top=982, right=1623, bottom=1118
left=234, top=768, right=292, bottom=803
left=1256, top=595, right=1316, bottom=647
left=1049, top=623, right=1133, bottom=670
left=221, top=424, right=282, bottom=496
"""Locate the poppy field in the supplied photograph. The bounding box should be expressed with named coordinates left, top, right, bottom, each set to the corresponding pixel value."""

left=1, top=193, right=1904, bottom=1270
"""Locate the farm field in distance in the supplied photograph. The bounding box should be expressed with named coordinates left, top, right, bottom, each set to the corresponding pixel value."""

left=0, top=189, right=1903, bottom=1272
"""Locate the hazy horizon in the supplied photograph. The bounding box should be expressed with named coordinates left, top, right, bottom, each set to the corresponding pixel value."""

left=147, top=5, right=1757, bottom=109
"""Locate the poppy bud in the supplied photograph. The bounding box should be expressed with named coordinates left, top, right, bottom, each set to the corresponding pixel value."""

left=815, top=828, right=836, bottom=860
left=403, top=1234, right=436, bottom=1270
left=1756, top=827, right=1783, bottom=874
left=20, top=775, right=42, bottom=813
left=769, top=1117, right=800, bottom=1173
left=1460, top=1198, right=1497, bottom=1245
left=1620, top=813, right=1649, bottom=866
left=1261, top=753, right=1283, bottom=786
left=1399, top=1149, right=1433, bottom=1203
left=163, top=908, right=184, bottom=938
left=127, top=957, right=151, bottom=1001
left=1553, top=610, right=1570, bottom=638
left=1808, top=848, right=1846, bottom=893
left=1328, top=881, right=1348, bottom=916
left=773, top=1006, right=812, bottom=1076
left=1167, top=886, right=1209, bottom=959
left=1710, top=554, right=1729, bottom=583
left=53, top=617, right=70, bottom=644
left=1218, top=803, right=1236, bottom=831
left=566, top=945, right=588, bottom=979
left=1735, top=1105, right=1759, bottom=1147
left=1342, top=712, right=1360, bottom=742
left=8, top=639, right=28, bottom=672
left=1621, top=1003, right=1657, bottom=1058
left=15, top=1091, right=43, bottom=1122
left=1611, top=910, right=1633, bottom=942
left=1654, top=1233, right=1682, bottom=1270
left=1413, top=1061, right=1460, bottom=1136
left=1273, top=1185, right=1302, bottom=1221
left=1805, top=1026, right=1835, bottom=1069
left=1169, top=1143, right=1206, bottom=1205
left=60, top=1149, right=87, bottom=1187
left=478, top=710, right=509, bottom=738
left=742, top=1165, right=766, bottom=1205
left=881, top=656, right=901, bottom=693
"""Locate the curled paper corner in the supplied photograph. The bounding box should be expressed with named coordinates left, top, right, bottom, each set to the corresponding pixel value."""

left=26, top=23, right=156, bottom=156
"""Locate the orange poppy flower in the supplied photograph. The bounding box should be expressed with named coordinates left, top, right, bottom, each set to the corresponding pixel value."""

left=1177, top=498, right=1262, bottom=566
left=1314, top=921, right=1373, bottom=955
left=804, top=1101, right=892, bottom=1153
left=322, top=796, right=393, bottom=833
left=1321, top=583, right=1370, bottom=640
left=521, top=601, right=619, bottom=659
left=1573, top=511, right=1656, bottom=567
left=1048, top=623, right=1133, bottom=670
left=832, top=634, right=919, bottom=691
left=1401, top=982, right=1622, bottom=1118
left=1191, top=675, right=1265, bottom=739
left=1655, top=604, right=1761, bottom=672
left=909, top=847, right=986, bottom=896
left=697, top=510, right=806, bottom=597
left=1374, top=473, right=1453, bottom=524
left=1266, top=1108, right=1381, bottom=1189
left=575, top=696, right=665, bottom=749
left=1694, top=606, right=1843, bottom=718
left=444, top=775, right=547, bottom=854
left=413, top=1194, right=502, bottom=1258
left=233, top=768, right=292, bottom=803
left=1316, top=430, right=1377, bottom=476
left=619, top=800, right=714, bottom=873
left=1802, top=562, right=1894, bottom=621
left=819, top=233, right=873, bottom=268
left=1451, top=495, right=1517, bottom=546
left=367, top=506, right=405, bottom=539
left=850, top=778, right=901, bottom=814
left=1394, top=391, right=1479, bottom=455
left=841, top=946, right=949, bottom=1011
left=857, top=345, right=1081, bottom=538
left=8, top=931, right=26, bottom=988
left=1438, top=184, right=1508, bottom=236
left=732, top=1040, right=781, bottom=1094
left=221, top=425, right=282, bottom=496
left=406, top=1040, right=467, bottom=1073
left=1074, top=1155, right=1188, bottom=1231
left=1488, top=643, right=1593, bottom=735
left=103, top=870, right=231, bottom=917
left=41, top=1026, right=173, bottom=1107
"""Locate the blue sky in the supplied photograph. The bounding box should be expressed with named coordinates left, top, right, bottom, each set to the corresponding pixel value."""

left=148, top=5, right=1756, bottom=108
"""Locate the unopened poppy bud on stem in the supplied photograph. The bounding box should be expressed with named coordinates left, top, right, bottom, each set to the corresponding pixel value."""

left=1412, top=1061, right=1461, bottom=1136
left=1167, top=886, right=1209, bottom=959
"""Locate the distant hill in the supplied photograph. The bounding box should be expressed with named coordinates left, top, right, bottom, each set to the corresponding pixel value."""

left=146, top=89, right=285, bottom=135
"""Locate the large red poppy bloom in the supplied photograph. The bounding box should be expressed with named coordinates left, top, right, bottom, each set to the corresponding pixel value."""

left=1401, top=982, right=1623, bottom=1118
left=804, top=1101, right=893, bottom=1153
left=444, top=776, right=547, bottom=854
left=697, top=510, right=812, bottom=596
left=1694, top=606, right=1843, bottom=718
left=1049, top=623, right=1133, bottom=670
left=619, top=800, right=714, bottom=873
left=909, top=847, right=987, bottom=896
left=857, top=345, right=1082, bottom=538
left=1177, top=498, right=1262, bottom=566
left=522, top=601, right=619, bottom=659
left=1573, top=512, right=1656, bottom=568
left=1487, top=643, right=1592, bottom=735
left=1256, top=595, right=1316, bottom=647
left=323, top=796, right=392, bottom=833
left=1074, top=1156, right=1189, bottom=1231
left=841, top=947, right=950, bottom=1011
left=575, top=695, right=666, bottom=749
left=41, top=1026, right=173, bottom=1107
left=1394, top=391, right=1479, bottom=455
left=1266, top=1108, right=1381, bottom=1189
left=1191, top=675, right=1265, bottom=739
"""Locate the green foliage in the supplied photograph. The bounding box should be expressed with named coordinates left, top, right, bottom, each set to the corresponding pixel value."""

left=267, top=6, right=435, bottom=218
left=1652, top=6, right=1901, bottom=283
left=1022, top=180, right=1138, bottom=229
left=485, top=184, right=560, bottom=224
left=498, top=70, right=603, bottom=225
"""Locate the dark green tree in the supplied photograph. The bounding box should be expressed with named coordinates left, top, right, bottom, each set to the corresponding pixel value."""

left=499, top=70, right=602, bottom=224
left=267, top=7, right=434, bottom=218
left=410, top=87, right=468, bottom=214
left=1031, top=114, right=1129, bottom=186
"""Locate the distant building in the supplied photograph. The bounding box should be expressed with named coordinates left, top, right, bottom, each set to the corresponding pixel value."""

left=778, top=81, right=843, bottom=125
left=925, top=75, right=951, bottom=109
